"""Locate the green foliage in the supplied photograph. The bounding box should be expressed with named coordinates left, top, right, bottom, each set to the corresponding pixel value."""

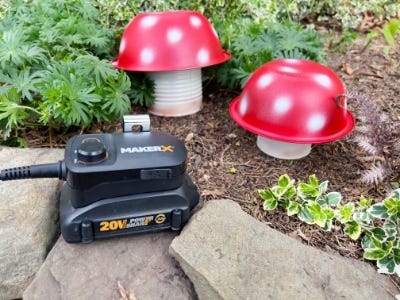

left=260, top=174, right=337, bottom=231
left=126, top=73, right=155, bottom=107
left=36, top=56, right=131, bottom=128
left=211, top=20, right=325, bottom=88
left=0, top=0, right=132, bottom=142
left=363, top=18, right=400, bottom=53
left=259, top=174, right=400, bottom=276
left=0, top=0, right=8, bottom=20
left=295, top=0, right=400, bottom=29
left=381, top=18, right=400, bottom=46
left=97, top=0, right=400, bottom=31
left=328, top=29, right=359, bottom=53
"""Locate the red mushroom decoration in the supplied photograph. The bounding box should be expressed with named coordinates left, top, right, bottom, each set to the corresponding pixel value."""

left=229, top=59, right=355, bottom=159
left=113, top=10, right=231, bottom=117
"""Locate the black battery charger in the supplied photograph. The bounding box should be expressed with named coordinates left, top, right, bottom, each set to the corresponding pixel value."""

left=0, top=115, right=200, bottom=243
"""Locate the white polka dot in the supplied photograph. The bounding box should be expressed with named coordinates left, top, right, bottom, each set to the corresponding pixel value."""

left=314, top=74, right=332, bottom=88
left=119, top=38, right=126, bottom=52
left=239, top=94, right=249, bottom=115
left=140, top=48, right=155, bottom=64
left=190, top=16, right=202, bottom=27
left=141, top=16, right=158, bottom=28
left=197, top=48, right=210, bottom=64
left=257, top=74, right=273, bottom=89
left=167, top=28, right=183, bottom=44
left=307, top=114, right=326, bottom=132
left=273, top=97, right=292, bottom=114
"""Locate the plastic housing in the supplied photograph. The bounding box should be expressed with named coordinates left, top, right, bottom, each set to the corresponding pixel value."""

left=229, top=59, right=355, bottom=144
left=112, top=10, right=231, bottom=71
left=64, top=132, right=187, bottom=208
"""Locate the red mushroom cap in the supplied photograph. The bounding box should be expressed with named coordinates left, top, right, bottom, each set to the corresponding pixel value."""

left=112, top=10, right=231, bottom=71
left=229, top=59, right=355, bottom=144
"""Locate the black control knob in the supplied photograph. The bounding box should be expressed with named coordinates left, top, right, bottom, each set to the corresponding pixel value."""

left=77, top=138, right=107, bottom=164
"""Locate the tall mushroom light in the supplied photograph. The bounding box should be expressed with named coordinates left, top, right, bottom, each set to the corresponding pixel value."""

left=112, top=11, right=231, bottom=117
left=229, top=59, right=355, bottom=159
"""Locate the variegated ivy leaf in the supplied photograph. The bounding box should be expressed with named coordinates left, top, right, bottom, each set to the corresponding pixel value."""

left=284, top=186, right=296, bottom=199
left=297, top=183, right=319, bottom=200
left=298, top=206, right=314, bottom=224
left=271, top=185, right=286, bottom=197
left=286, top=200, right=301, bottom=216
left=259, top=189, right=278, bottom=211
left=359, top=195, right=373, bottom=208
left=383, top=197, right=400, bottom=216
left=344, top=220, right=362, bottom=240
left=363, top=248, right=387, bottom=260
left=308, top=174, right=319, bottom=187
left=322, top=207, right=335, bottom=220
left=393, top=247, right=400, bottom=265
left=297, top=175, right=320, bottom=198
left=326, top=192, right=341, bottom=206
left=368, top=203, right=389, bottom=219
left=377, top=255, right=396, bottom=274
left=353, top=207, right=372, bottom=224
left=337, top=203, right=355, bottom=224
left=318, top=180, right=328, bottom=195
left=361, top=234, right=374, bottom=249
left=383, top=241, right=394, bottom=253
left=383, top=219, right=397, bottom=238
left=362, top=233, right=383, bottom=249
left=306, top=201, right=327, bottom=227
left=278, top=174, right=291, bottom=188
left=258, top=188, right=275, bottom=202
left=370, top=227, right=387, bottom=242
left=263, top=197, right=278, bottom=211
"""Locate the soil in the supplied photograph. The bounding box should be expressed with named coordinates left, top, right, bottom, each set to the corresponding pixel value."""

left=19, top=33, right=400, bottom=285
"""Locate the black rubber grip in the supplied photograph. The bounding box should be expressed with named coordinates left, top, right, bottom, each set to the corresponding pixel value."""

left=0, top=161, right=66, bottom=181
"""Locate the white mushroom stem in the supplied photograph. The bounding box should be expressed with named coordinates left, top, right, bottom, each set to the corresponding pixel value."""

left=148, top=68, right=202, bottom=117
left=256, top=136, right=311, bottom=160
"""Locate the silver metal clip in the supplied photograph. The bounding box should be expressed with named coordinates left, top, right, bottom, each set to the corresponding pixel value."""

left=123, top=115, right=151, bottom=132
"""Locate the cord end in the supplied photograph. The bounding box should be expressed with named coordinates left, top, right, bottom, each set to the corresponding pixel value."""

left=0, top=161, right=65, bottom=181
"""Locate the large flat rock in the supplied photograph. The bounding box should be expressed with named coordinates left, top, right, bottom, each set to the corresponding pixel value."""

left=0, top=147, right=63, bottom=299
left=170, top=200, right=398, bottom=300
left=24, top=232, right=196, bottom=300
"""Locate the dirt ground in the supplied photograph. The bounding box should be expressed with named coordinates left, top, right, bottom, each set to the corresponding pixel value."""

left=21, top=33, right=400, bottom=284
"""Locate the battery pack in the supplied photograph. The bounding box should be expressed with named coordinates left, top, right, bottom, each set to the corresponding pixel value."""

left=60, top=174, right=199, bottom=243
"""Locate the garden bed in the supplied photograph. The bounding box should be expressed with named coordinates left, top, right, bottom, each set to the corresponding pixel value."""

left=20, top=33, right=400, bottom=285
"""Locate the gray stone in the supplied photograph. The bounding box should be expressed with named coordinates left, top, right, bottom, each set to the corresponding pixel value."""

left=24, top=232, right=196, bottom=300
left=0, top=147, right=63, bottom=300
left=170, top=200, right=399, bottom=300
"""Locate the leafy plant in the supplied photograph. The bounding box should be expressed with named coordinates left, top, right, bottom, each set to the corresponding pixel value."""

left=97, top=0, right=400, bottom=32
left=381, top=18, right=400, bottom=46
left=36, top=56, right=131, bottom=128
left=0, top=0, right=8, bottom=20
left=259, top=174, right=400, bottom=276
left=125, top=73, right=155, bottom=107
left=343, top=91, right=400, bottom=185
left=0, top=0, right=133, bottom=143
left=328, top=28, right=359, bottom=53
left=260, top=174, right=339, bottom=231
left=363, top=18, right=400, bottom=53
left=210, top=19, right=325, bottom=88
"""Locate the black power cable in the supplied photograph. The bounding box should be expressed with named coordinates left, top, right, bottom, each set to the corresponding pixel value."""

left=0, top=161, right=66, bottom=181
